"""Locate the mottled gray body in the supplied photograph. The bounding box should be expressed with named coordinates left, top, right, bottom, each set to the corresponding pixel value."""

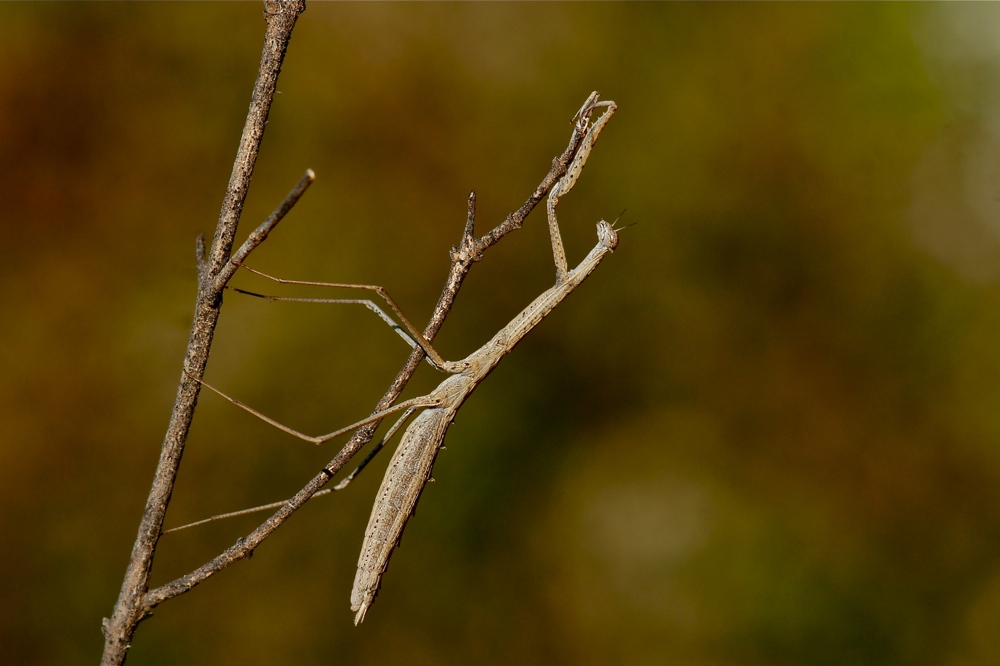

left=349, top=392, right=461, bottom=624
left=350, top=216, right=619, bottom=624
left=349, top=94, right=617, bottom=624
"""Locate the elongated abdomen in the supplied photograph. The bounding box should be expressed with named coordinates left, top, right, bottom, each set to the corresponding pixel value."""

left=351, top=406, right=452, bottom=624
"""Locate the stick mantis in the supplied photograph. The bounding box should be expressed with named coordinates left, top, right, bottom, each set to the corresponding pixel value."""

left=189, top=92, right=618, bottom=624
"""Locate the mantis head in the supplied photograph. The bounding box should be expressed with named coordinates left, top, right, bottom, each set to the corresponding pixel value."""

left=597, top=219, right=620, bottom=251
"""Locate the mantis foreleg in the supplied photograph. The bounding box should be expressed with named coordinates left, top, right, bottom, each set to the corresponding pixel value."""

left=546, top=95, right=617, bottom=283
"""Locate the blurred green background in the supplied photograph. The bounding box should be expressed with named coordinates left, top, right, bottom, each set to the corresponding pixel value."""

left=4, top=2, right=1000, bottom=664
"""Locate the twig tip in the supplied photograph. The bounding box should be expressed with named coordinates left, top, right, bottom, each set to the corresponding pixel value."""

left=463, top=190, right=477, bottom=241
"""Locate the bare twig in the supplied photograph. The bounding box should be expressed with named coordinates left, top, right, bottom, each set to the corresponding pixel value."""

left=101, top=2, right=306, bottom=664
left=219, top=168, right=316, bottom=288
left=143, top=97, right=602, bottom=611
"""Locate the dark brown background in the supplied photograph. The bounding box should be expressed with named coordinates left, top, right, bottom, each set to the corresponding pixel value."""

left=3, top=3, right=1000, bottom=664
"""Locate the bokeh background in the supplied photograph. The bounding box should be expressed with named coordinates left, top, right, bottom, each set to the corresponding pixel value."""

left=5, top=2, right=1000, bottom=664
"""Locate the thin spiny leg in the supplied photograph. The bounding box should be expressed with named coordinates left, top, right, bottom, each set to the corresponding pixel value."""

left=192, top=372, right=439, bottom=445
left=229, top=287, right=423, bottom=354
left=164, top=498, right=299, bottom=534
left=164, top=406, right=422, bottom=534
left=547, top=97, right=617, bottom=283
left=232, top=263, right=458, bottom=373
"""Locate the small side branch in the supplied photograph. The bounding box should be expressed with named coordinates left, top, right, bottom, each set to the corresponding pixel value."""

left=218, top=168, right=316, bottom=288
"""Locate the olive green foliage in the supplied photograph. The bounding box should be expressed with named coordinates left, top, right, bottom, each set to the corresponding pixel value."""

left=2, top=3, right=1000, bottom=664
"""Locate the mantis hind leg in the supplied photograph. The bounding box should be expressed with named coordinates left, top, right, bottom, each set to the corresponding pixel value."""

left=163, top=405, right=424, bottom=534
left=191, top=370, right=440, bottom=446
left=228, top=263, right=457, bottom=372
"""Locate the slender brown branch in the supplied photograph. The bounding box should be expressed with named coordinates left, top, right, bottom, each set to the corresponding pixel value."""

left=144, top=100, right=595, bottom=610
left=218, top=168, right=316, bottom=288
left=101, top=2, right=306, bottom=664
